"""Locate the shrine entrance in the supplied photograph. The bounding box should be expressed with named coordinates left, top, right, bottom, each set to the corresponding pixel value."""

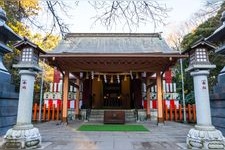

left=42, top=33, right=186, bottom=123
left=91, top=78, right=132, bottom=109
left=103, top=82, right=123, bottom=108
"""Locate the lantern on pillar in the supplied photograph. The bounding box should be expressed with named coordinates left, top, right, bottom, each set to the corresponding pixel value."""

left=3, top=37, right=46, bottom=149
left=0, top=7, right=22, bottom=83
left=13, top=37, right=46, bottom=70
left=185, top=38, right=216, bottom=72
left=183, top=38, right=225, bottom=149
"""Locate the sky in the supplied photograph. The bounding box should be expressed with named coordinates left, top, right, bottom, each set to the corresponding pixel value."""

left=37, top=0, right=221, bottom=39
left=69, top=1, right=203, bottom=33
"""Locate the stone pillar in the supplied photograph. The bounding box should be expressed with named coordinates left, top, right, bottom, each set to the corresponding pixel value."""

left=146, top=78, right=151, bottom=118
left=62, top=71, right=69, bottom=122
left=187, top=70, right=225, bottom=149
left=156, top=71, right=164, bottom=124
left=75, top=79, right=80, bottom=118
left=3, top=70, right=41, bottom=149
left=17, top=70, right=36, bottom=124
left=192, top=70, right=211, bottom=125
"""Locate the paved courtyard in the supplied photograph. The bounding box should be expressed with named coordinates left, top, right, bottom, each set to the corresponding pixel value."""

left=0, top=121, right=192, bottom=150
left=1, top=120, right=193, bottom=150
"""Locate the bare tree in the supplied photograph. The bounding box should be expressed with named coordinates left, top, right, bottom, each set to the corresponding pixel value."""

left=194, top=1, right=222, bottom=20
left=167, top=30, right=183, bottom=50
left=7, top=1, right=170, bottom=37
left=166, top=1, right=222, bottom=49
left=89, top=1, right=170, bottom=32
left=44, top=1, right=71, bottom=37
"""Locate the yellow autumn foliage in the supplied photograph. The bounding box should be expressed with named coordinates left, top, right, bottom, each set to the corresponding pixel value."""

left=7, top=21, right=60, bottom=84
left=19, top=0, right=41, bottom=16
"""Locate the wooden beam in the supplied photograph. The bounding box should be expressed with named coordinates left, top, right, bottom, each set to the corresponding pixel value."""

left=146, top=78, right=151, bottom=118
left=62, top=71, right=69, bottom=123
left=156, top=71, right=164, bottom=124
left=75, top=79, right=80, bottom=118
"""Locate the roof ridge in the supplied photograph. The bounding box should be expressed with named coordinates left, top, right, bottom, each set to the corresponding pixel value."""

left=65, top=33, right=161, bottom=39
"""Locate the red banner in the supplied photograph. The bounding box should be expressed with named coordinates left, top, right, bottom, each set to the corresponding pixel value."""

left=53, top=68, right=61, bottom=83
left=165, top=70, right=172, bottom=83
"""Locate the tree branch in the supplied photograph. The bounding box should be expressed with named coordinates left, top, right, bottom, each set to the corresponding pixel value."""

left=89, top=1, right=170, bottom=32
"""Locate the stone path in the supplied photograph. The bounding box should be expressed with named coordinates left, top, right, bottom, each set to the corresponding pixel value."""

left=0, top=121, right=193, bottom=149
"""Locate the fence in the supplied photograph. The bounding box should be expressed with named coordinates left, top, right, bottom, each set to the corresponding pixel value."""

left=32, top=103, right=196, bottom=123
left=164, top=104, right=196, bottom=123
left=32, top=103, right=62, bottom=121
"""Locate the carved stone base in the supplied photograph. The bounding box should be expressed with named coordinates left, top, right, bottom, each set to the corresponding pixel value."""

left=187, top=125, right=225, bottom=149
left=2, top=125, right=41, bottom=149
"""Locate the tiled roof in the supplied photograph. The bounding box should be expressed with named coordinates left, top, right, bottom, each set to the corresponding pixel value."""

left=49, top=33, right=177, bottom=54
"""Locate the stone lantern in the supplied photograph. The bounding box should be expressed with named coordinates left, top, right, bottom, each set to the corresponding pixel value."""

left=184, top=39, right=225, bottom=149
left=0, top=7, right=22, bottom=135
left=3, top=38, right=45, bottom=149
left=185, top=39, right=216, bottom=71
left=13, top=37, right=46, bottom=70
left=0, top=7, right=22, bottom=81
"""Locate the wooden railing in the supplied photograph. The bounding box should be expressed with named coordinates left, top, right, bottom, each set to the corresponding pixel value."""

left=32, top=103, right=62, bottom=121
left=164, top=104, right=196, bottom=123
left=32, top=103, right=196, bottom=123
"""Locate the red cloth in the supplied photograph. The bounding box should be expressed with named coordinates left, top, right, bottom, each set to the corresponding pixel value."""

left=165, top=70, right=172, bottom=83
left=144, top=100, right=147, bottom=109
left=170, top=100, right=175, bottom=109
left=53, top=68, right=61, bottom=83
left=48, top=100, right=53, bottom=108
left=152, top=100, right=157, bottom=109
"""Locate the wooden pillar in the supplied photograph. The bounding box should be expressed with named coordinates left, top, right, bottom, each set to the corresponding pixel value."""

left=156, top=71, right=164, bottom=124
left=75, top=79, right=80, bottom=118
left=62, top=71, right=69, bottom=122
left=146, top=78, right=151, bottom=118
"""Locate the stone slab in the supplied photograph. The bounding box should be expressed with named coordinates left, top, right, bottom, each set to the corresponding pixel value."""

left=0, top=96, right=18, bottom=136
left=0, top=71, right=11, bottom=83
left=218, top=73, right=225, bottom=84
left=0, top=91, right=18, bottom=99
left=211, top=108, right=225, bottom=116
left=212, top=117, right=225, bottom=129
left=0, top=121, right=193, bottom=149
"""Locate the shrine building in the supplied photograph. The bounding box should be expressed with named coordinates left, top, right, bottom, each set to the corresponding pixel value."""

left=41, top=33, right=186, bottom=123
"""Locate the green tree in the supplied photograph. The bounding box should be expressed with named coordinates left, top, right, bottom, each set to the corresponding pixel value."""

left=0, top=1, right=60, bottom=91
left=179, top=1, right=225, bottom=103
left=4, top=30, right=59, bottom=91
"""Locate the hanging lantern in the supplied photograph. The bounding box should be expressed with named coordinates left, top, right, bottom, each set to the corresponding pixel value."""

left=142, top=72, right=146, bottom=77
left=110, top=75, right=113, bottom=83
left=80, top=72, right=83, bottom=78
left=91, top=71, right=94, bottom=79
left=136, top=72, right=139, bottom=79
left=97, top=75, right=101, bottom=81
left=117, top=74, right=120, bottom=83
left=124, top=75, right=127, bottom=81
left=130, top=71, right=133, bottom=80
left=104, top=74, right=107, bottom=83
left=86, top=72, right=89, bottom=79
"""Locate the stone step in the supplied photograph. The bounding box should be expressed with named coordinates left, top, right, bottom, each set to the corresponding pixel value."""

left=89, top=118, right=136, bottom=122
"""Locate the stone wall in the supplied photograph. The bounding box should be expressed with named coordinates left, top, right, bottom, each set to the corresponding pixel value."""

left=210, top=68, right=225, bottom=135
left=0, top=7, right=21, bottom=136
left=0, top=77, right=18, bottom=135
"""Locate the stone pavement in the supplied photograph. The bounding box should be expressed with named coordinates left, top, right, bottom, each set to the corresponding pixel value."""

left=0, top=121, right=193, bottom=149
